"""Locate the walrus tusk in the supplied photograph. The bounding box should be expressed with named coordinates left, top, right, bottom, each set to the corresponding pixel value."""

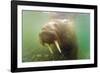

left=54, top=40, right=62, bottom=53
left=45, top=43, right=53, bottom=54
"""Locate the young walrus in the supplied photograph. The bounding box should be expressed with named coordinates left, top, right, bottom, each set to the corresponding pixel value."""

left=39, top=19, right=78, bottom=60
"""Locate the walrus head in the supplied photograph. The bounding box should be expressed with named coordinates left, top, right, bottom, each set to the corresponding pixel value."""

left=39, top=20, right=65, bottom=54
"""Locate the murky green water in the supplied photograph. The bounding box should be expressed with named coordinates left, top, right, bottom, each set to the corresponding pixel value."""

left=22, top=10, right=90, bottom=62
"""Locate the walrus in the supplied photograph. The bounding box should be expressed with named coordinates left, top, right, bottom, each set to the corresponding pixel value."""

left=39, top=18, right=78, bottom=60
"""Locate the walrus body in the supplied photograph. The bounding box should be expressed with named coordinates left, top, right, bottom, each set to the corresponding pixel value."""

left=39, top=19, right=78, bottom=60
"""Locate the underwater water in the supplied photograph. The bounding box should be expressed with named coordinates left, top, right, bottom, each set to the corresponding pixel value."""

left=22, top=10, right=90, bottom=62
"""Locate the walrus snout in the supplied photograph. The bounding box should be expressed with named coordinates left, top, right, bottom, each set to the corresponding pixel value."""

left=39, top=31, right=57, bottom=45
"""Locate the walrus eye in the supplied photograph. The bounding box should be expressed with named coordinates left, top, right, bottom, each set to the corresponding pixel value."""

left=45, top=43, right=54, bottom=54
left=54, top=40, right=62, bottom=53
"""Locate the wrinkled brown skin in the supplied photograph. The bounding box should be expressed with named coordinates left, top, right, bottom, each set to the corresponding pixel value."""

left=39, top=19, right=78, bottom=60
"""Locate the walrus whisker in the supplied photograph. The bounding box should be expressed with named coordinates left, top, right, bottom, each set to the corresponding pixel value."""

left=45, top=43, right=53, bottom=54
left=54, top=40, right=62, bottom=53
